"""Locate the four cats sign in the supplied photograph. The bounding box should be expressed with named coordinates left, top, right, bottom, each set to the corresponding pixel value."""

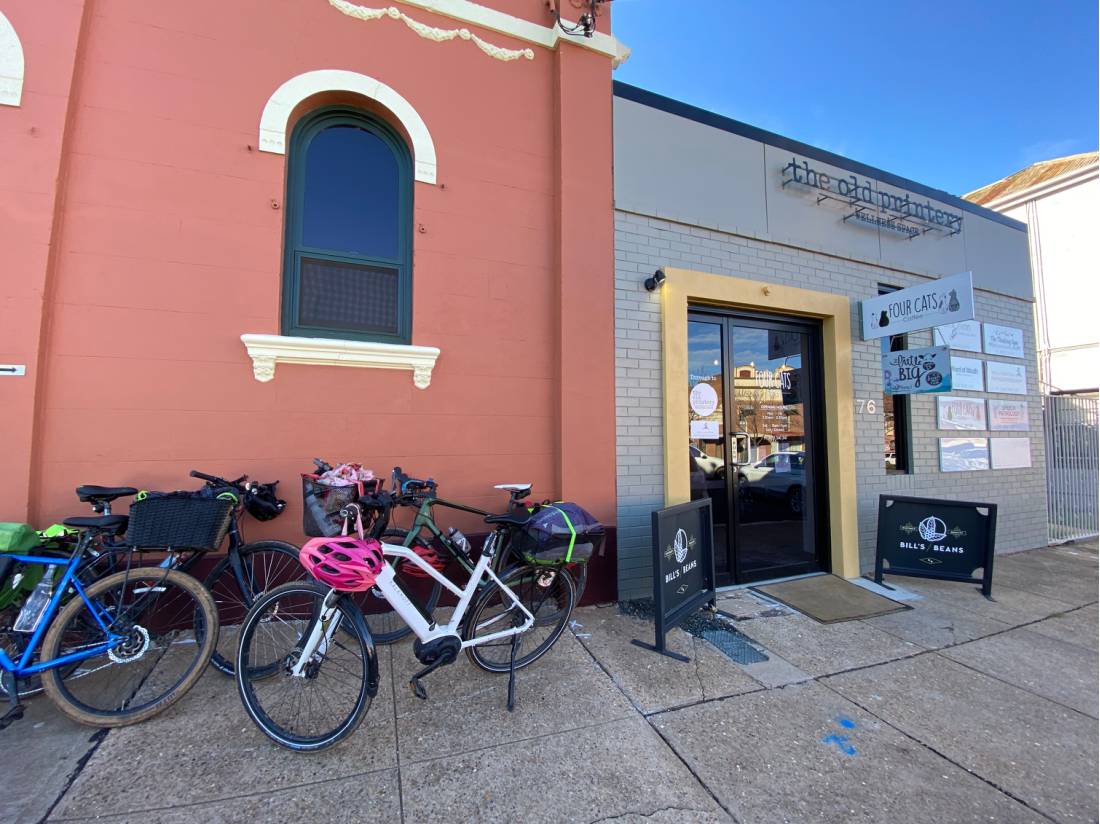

left=861, top=272, right=975, bottom=341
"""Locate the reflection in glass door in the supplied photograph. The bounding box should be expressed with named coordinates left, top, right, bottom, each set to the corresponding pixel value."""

left=688, top=311, right=828, bottom=585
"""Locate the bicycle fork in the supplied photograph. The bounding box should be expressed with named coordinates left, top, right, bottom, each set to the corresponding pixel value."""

left=290, top=592, right=342, bottom=677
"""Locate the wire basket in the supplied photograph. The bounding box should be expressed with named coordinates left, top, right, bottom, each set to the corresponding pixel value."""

left=126, top=494, right=235, bottom=550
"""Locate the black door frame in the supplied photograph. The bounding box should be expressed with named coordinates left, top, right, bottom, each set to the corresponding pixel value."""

left=689, top=306, right=831, bottom=585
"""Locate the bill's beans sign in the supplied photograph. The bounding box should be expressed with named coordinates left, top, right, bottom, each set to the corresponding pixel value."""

left=874, top=494, right=997, bottom=597
left=631, top=498, right=716, bottom=662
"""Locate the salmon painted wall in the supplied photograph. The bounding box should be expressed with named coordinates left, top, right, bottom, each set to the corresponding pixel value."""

left=2, top=0, right=618, bottom=546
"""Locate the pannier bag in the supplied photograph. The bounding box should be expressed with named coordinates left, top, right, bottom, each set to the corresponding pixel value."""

left=514, top=503, right=604, bottom=565
left=126, top=489, right=236, bottom=550
left=0, top=523, right=43, bottom=610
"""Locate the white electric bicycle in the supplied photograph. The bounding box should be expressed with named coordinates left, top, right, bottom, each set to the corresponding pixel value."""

left=234, top=527, right=575, bottom=751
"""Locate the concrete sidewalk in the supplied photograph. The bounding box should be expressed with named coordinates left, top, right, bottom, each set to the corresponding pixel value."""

left=4, top=542, right=1097, bottom=823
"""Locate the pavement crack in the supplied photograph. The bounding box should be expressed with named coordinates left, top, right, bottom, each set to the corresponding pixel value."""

left=586, top=805, right=716, bottom=824
left=691, top=636, right=707, bottom=702
left=36, top=728, right=108, bottom=824
left=389, top=645, right=405, bottom=824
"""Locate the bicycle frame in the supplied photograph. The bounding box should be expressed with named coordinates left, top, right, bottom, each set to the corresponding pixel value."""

left=291, top=535, right=534, bottom=677
left=0, top=552, right=123, bottom=677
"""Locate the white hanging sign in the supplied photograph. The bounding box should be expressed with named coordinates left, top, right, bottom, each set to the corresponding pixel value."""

left=988, top=399, right=1030, bottom=431
left=990, top=438, right=1031, bottom=469
left=986, top=361, right=1028, bottom=395
left=950, top=357, right=984, bottom=392
left=861, top=271, right=975, bottom=341
left=933, top=320, right=982, bottom=352
left=937, top=396, right=987, bottom=430
left=982, top=324, right=1025, bottom=359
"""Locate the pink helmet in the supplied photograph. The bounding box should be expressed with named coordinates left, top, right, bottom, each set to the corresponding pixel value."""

left=299, top=537, right=385, bottom=592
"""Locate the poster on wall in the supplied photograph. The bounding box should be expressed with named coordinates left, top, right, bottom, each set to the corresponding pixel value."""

left=982, top=324, right=1025, bottom=359
left=934, top=320, right=982, bottom=352
left=990, top=438, right=1032, bottom=469
left=861, top=271, right=975, bottom=341
left=950, top=357, right=985, bottom=391
left=937, top=396, right=987, bottom=430
left=882, top=345, right=952, bottom=394
left=988, top=399, right=1030, bottom=431
left=940, top=437, right=990, bottom=472
left=986, top=361, right=1028, bottom=395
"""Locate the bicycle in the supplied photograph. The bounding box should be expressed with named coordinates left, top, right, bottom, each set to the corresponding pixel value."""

left=331, top=464, right=589, bottom=645
left=74, top=470, right=304, bottom=675
left=236, top=524, right=561, bottom=751
left=0, top=516, right=218, bottom=728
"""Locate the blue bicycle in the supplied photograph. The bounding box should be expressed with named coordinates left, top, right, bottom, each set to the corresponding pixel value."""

left=0, top=516, right=218, bottom=728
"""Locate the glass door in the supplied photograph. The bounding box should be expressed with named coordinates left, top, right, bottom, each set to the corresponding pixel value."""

left=688, top=310, right=828, bottom=585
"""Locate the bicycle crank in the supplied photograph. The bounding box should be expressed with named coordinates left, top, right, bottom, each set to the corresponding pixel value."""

left=409, top=635, right=461, bottom=700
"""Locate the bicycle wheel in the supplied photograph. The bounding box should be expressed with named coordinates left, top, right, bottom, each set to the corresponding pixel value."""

left=236, top=581, right=377, bottom=752
left=464, top=564, right=575, bottom=673
left=351, top=529, right=442, bottom=645
left=203, top=540, right=304, bottom=675
left=40, top=567, right=218, bottom=727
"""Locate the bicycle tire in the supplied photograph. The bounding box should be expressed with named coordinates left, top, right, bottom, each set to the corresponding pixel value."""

left=40, top=567, right=218, bottom=727
left=464, top=563, right=575, bottom=673
left=203, top=540, right=304, bottom=675
left=236, top=581, right=377, bottom=751
left=352, top=529, right=443, bottom=645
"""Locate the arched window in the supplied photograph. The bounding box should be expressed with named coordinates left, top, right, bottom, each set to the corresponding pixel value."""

left=282, top=107, right=412, bottom=344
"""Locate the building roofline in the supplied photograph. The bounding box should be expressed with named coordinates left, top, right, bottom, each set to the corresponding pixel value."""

left=612, top=81, right=1028, bottom=233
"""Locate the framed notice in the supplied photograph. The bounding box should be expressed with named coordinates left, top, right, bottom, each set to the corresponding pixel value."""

left=986, top=361, right=1027, bottom=395
left=937, top=396, right=987, bottom=430
left=934, top=320, right=982, bottom=352
left=875, top=494, right=997, bottom=597
left=950, top=357, right=984, bottom=391
left=982, top=324, right=1025, bottom=359
left=990, top=438, right=1031, bottom=469
left=940, top=437, right=989, bottom=472
left=988, top=399, right=1030, bottom=431
left=882, top=345, right=951, bottom=395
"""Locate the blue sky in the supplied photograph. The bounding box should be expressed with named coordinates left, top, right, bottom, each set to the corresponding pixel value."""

left=612, top=1, right=1098, bottom=196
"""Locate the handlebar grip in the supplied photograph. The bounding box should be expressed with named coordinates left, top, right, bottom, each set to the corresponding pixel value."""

left=314, top=457, right=333, bottom=472
left=190, top=469, right=222, bottom=484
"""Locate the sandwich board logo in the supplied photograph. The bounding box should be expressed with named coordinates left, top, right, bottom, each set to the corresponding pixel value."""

left=673, top=528, right=691, bottom=563
left=918, top=516, right=947, bottom=543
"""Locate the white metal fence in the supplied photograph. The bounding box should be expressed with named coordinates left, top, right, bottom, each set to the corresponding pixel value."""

left=1044, top=394, right=1099, bottom=543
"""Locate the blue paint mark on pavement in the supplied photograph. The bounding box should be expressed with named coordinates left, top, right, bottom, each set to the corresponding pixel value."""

left=822, top=733, right=857, bottom=756
left=836, top=717, right=856, bottom=729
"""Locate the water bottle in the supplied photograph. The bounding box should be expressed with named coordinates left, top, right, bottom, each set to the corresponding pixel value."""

left=13, top=566, right=56, bottom=633
left=446, top=527, right=471, bottom=556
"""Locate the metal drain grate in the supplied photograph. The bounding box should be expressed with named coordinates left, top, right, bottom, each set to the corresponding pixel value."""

left=619, top=600, right=768, bottom=665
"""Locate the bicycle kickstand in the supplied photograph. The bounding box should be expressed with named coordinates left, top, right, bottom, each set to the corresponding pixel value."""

left=0, top=676, right=25, bottom=731
left=506, top=633, right=519, bottom=712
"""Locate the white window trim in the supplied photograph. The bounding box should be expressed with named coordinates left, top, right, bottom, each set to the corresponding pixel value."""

left=258, top=69, right=438, bottom=184
left=0, top=11, right=25, bottom=107
left=241, top=333, right=440, bottom=389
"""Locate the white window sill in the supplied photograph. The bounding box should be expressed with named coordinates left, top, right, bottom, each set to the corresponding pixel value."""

left=240, top=334, right=440, bottom=389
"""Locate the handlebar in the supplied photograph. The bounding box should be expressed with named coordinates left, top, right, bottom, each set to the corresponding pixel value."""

left=390, top=466, right=436, bottom=497
left=189, top=469, right=248, bottom=489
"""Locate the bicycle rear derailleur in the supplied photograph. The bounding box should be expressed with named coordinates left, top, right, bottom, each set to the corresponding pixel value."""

left=409, top=634, right=462, bottom=700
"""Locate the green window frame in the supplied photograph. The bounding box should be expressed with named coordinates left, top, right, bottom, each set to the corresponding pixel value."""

left=281, top=106, right=413, bottom=344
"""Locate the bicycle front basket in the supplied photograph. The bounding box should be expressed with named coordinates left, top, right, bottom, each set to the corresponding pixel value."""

left=125, top=493, right=235, bottom=550
left=514, top=503, right=604, bottom=566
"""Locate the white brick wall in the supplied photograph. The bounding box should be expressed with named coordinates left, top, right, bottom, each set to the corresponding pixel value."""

left=615, top=210, right=1048, bottom=599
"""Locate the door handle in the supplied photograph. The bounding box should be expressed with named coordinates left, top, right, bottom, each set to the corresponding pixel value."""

left=731, top=432, right=751, bottom=467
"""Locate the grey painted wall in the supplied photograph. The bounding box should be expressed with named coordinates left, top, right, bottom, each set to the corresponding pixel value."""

left=614, top=211, right=1048, bottom=600
left=613, top=97, right=1034, bottom=301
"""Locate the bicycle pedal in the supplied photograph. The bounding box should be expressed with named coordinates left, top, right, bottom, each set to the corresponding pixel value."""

left=0, top=704, right=25, bottom=731
left=409, top=679, right=428, bottom=700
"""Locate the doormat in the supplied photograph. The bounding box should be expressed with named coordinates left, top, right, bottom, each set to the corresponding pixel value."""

left=619, top=600, right=768, bottom=664
left=750, top=575, right=910, bottom=624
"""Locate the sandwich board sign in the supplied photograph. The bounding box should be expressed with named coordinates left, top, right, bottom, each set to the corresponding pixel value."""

left=874, top=494, right=997, bottom=598
left=631, top=498, right=716, bottom=662
left=862, top=272, right=975, bottom=341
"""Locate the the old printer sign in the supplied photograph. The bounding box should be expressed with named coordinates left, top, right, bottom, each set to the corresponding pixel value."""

left=874, top=494, right=997, bottom=597
left=861, top=272, right=975, bottom=341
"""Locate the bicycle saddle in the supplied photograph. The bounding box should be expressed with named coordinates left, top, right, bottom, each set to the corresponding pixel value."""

left=484, top=509, right=534, bottom=527
left=62, top=514, right=129, bottom=535
left=493, top=483, right=532, bottom=495
left=75, top=485, right=138, bottom=503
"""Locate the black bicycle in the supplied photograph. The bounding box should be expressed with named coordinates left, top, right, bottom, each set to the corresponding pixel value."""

left=77, top=470, right=303, bottom=675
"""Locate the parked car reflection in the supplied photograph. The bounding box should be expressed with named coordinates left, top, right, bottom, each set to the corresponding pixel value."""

left=737, top=451, right=805, bottom=515
left=690, top=444, right=725, bottom=479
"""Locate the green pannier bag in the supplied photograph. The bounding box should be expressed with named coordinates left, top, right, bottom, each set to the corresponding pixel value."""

left=0, top=523, right=44, bottom=611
